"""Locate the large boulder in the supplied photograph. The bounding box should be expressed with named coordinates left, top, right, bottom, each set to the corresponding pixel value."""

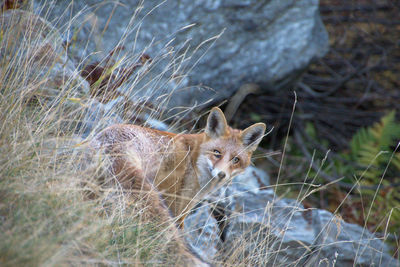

left=38, top=0, right=328, bottom=109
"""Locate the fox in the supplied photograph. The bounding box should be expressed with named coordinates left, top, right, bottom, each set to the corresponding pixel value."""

left=92, top=107, right=266, bottom=225
left=91, top=107, right=265, bottom=265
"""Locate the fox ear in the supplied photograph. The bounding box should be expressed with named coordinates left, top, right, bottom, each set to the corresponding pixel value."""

left=205, top=107, right=228, bottom=138
left=241, top=123, right=266, bottom=151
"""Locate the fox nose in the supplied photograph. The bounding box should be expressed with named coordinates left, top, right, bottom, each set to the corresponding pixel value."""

left=218, top=171, right=226, bottom=179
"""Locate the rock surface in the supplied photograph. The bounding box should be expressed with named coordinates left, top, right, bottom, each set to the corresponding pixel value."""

left=0, top=9, right=89, bottom=104
left=184, top=205, right=221, bottom=262
left=80, top=96, right=169, bottom=137
left=184, top=167, right=397, bottom=266
left=38, top=0, right=329, bottom=109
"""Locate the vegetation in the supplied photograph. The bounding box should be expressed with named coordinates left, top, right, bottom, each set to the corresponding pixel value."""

left=0, top=4, right=197, bottom=266
left=296, top=112, right=400, bottom=233
left=0, top=49, right=169, bottom=267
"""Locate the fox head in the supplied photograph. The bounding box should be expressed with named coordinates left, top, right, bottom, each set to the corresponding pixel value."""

left=197, top=107, right=266, bottom=191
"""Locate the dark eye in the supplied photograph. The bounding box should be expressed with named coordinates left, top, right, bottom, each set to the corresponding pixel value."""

left=213, top=149, right=222, bottom=158
left=232, top=157, right=240, bottom=164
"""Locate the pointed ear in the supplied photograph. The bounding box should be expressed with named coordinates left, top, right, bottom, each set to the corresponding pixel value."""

left=205, top=107, right=228, bottom=138
left=241, top=123, right=266, bottom=151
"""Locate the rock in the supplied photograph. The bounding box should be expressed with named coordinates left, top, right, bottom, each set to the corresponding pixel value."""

left=0, top=10, right=90, bottom=104
left=79, top=97, right=124, bottom=138
left=308, top=209, right=396, bottom=267
left=184, top=205, right=221, bottom=263
left=222, top=190, right=315, bottom=265
left=39, top=0, right=328, bottom=109
left=79, top=96, right=170, bottom=138
left=184, top=166, right=396, bottom=266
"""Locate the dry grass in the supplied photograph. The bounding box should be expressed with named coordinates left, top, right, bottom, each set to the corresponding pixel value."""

left=0, top=3, right=205, bottom=266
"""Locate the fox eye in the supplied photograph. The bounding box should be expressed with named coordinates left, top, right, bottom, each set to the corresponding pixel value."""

left=213, top=149, right=222, bottom=159
left=232, top=157, right=240, bottom=164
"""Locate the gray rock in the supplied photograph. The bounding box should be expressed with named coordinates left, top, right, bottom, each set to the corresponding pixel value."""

left=38, top=0, right=328, bottom=109
left=184, top=167, right=396, bottom=266
left=184, top=167, right=271, bottom=264
left=307, top=209, right=397, bottom=267
left=222, top=190, right=315, bottom=266
left=80, top=96, right=170, bottom=137
left=80, top=97, right=124, bottom=138
left=184, top=205, right=221, bottom=263
left=0, top=10, right=90, bottom=104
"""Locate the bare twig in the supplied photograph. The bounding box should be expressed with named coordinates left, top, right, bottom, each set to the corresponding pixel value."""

left=224, top=83, right=260, bottom=123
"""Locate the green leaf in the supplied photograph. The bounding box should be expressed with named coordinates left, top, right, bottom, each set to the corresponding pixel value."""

left=350, top=127, right=374, bottom=159
left=348, top=110, right=400, bottom=182
left=392, top=153, right=400, bottom=171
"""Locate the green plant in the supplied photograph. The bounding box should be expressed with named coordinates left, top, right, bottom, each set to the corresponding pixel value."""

left=342, top=111, right=400, bottom=232
left=348, top=110, right=400, bottom=181
left=320, top=111, right=400, bottom=233
left=287, top=112, right=400, bottom=234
